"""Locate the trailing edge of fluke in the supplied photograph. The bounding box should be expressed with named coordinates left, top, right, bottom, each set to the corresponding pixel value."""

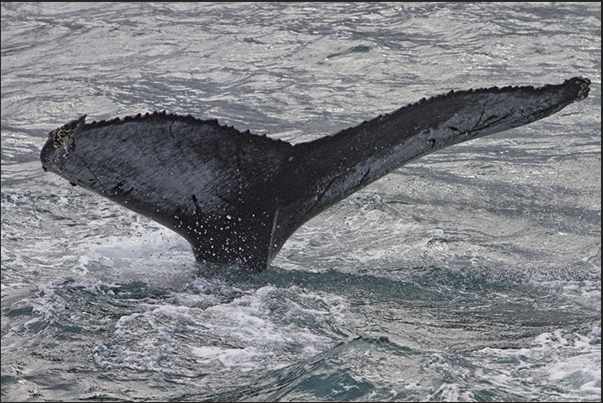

left=41, top=77, right=591, bottom=272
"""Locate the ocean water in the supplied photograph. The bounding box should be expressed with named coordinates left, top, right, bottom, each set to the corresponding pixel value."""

left=1, top=2, right=600, bottom=401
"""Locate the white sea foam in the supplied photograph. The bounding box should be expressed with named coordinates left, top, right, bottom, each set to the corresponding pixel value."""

left=472, top=328, right=601, bottom=399
left=87, top=282, right=340, bottom=376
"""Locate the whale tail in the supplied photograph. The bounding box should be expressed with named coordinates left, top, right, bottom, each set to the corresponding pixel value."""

left=40, top=77, right=590, bottom=272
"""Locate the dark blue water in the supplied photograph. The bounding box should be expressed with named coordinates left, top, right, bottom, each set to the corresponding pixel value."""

left=2, top=2, right=600, bottom=401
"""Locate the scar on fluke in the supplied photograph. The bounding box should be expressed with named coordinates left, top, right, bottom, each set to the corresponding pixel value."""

left=41, top=77, right=591, bottom=272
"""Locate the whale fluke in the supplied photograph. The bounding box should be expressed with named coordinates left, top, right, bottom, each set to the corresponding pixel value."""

left=40, top=77, right=590, bottom=272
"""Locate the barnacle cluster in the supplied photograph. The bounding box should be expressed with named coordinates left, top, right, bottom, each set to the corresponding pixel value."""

left=48, top=116, right=85, bottom=149
left=576, top=77, right=591, bottom=101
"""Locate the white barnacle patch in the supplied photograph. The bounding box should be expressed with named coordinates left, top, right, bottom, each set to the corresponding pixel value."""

left=48, top=118, right=84, bottom=151
left=49, top=127, right=72, bottom=149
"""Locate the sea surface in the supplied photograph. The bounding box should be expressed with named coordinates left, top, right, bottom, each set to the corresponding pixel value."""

left=1, top=2, right=600, bottom=401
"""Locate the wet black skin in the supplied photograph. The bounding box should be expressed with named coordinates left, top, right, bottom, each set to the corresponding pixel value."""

left=40, top=77, right=590, bottom=272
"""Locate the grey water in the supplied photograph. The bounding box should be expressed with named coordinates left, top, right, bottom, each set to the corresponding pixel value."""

left=1, top=2, right=600, bottom=401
